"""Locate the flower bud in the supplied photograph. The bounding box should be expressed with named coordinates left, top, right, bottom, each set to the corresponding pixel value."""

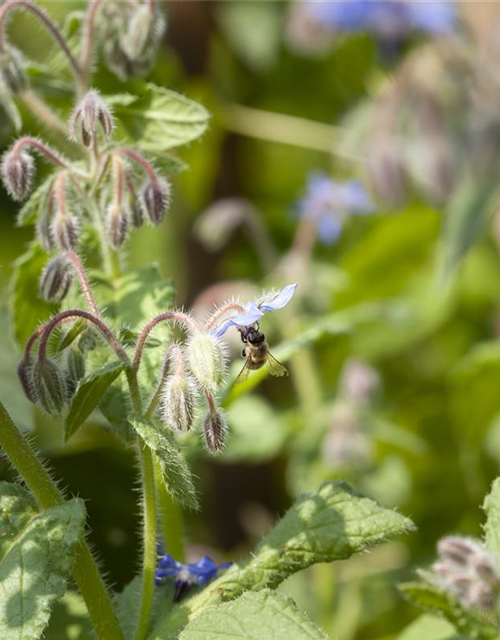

left=33, top=358, right=67, bottom=414
left=162, top=373, right=197, bottom=432
left=121, top=5, right=154, bottom=60
left=203, top=408, right=228, bottom=453
left=37, top=209, right=56, bottom=252
left=39, top=256, right=73, bottom=302
left=186, top=333, right=226, bottom=393
left=51, top=212, right=79, bottom=251
left=1, top=147, right=35, bottom=201
left=65, top=349, right=86, bottom=399
left=69, top=90, right=113, bottom=146
left=106, top=202, right=129, bottom=248
left=0, top=46, right=28, bottom=94
left=17, top=355, right=37, bottom=403
left=141, top=178, right=171, bottom=226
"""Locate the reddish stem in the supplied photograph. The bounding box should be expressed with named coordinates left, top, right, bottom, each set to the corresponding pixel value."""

left=80, top=0, right=104, bottom=89
left=13, top=137, right=69, bottom=169
left=63, top=252, right=100, bottom=317
left=203, top=302, right=249, bottom=333
left=115, top=149, right=158, bottom=181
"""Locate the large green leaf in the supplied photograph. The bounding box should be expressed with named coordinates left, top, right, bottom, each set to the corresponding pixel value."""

left=150, top=481, right=413, bottom=639
left=0, top=483, right=86, bottom=640
left=178, top=590, right=329, bottom=640
left=400, top=582, right=499, bottom=640
left=10, top=242, right=56, bottom=347
left=130, top=416, right=199, bottom=510
left=483, top=478, right=500, bottom=561
left=396, top=614, right=466, bottom=640
left=65, top=361, right=129, bottom=441
left=107, top=84, right=210, bottom=152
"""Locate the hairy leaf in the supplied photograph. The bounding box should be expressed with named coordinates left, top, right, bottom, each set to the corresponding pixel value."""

left=115, top=575, right=165, bottom=640
left=130, top=416, right=198, bottom=510
left=150, top=481, right=413, bottom=639
left=483, top=478, right=500, bottom=562
left=16, top=177, right=54, bottom=227
left=400, top=582, right=499, bottom=640
left=107, top=84, right=210, bottom=152
left=396, top=614, right=466, bottom=640
left=0, top=485, right=86, bottom=640
left=178, top=590, right=329, bottom=640
left=10, top=242, right=56, bottom=347
left=65, top=361, right=128, bottom=441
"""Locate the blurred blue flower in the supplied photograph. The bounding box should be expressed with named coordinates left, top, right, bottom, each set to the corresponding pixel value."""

left=155, top=553, right=232, bottom=600
left=308, top=1, right=456, bottom=42
left=211, top=283, right=298, bottom=337
left=298, top=174, right=375, bottom=245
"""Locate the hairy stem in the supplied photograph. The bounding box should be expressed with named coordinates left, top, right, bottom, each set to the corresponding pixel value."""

left=13, top=136, right=69, bottom=169
left=80, top=0, right=104, bottom=92
left=64, top=251, right=100, bottom=316
left=116, top=148, right=158, bottom=181
left=20, top=90, right=68, bottom=136
left=203, top=302, right=249, bottom=333
left=0, top=400, right=125, bottom=640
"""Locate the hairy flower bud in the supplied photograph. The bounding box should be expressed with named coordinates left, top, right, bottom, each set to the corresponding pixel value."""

left=69, top=90, right=113, bottom=146
left=37, top=210, right=55, bottom=252
left=141, top=178, right=171, bottom=226
left=0, top=46, right=28, bottom=94
left=39, top=256, right=73, bottom=302
left=1, top=147, right=35, bottom=201
left=203, top=408, right=228, bottom=453
left=17, top=355, right=37, bottom=403
left=51, top=212, right=79, bottom=251
left=162, top=373, right=197, bottom=432
left=121, top=5, right=154, bottom=60
left=33, top=358, right=67, bottom=414
left=106, top=202, right=129, bottom=248
left=186, top=333, right=226, bottom=393
left=65, top=349, right=86, bottom=399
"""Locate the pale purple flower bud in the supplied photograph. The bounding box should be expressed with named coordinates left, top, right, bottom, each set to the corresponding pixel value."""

left=39, top=256, right=73, bottom=302
left=69, top=90, right=113, bottom=146
left=1, top=147, right=35, bottom=201
left=0, top=46, right=28, bottom=95
left=203, top=408, right=228, bottom=454
left=106, top=202, right=129, bottom=248
left=33, top=358, right=67, bottom=414
left=51, top=212, right=79, bottom=251
left=17, top=355, right=37, bottom=403
left=141, top=177, right=171, bottom=226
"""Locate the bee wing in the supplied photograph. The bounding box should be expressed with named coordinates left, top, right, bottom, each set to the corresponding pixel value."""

left=267, top=352, right=288, bottom=377
left=234, top=358, right=252, bottom=385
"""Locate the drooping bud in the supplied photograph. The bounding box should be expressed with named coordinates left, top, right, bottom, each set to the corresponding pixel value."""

left=141, top=178, right=171, bottom=226
left=39, top=256, right=73, bottom=302
left=121, top=5, right=155, bottom=60
left=186, top=333, right=226, bottom=393
left=162, top=372, right=197, bottom=432
left=51, top=212, right=79, bottom=251
left=1, top=146, right=35, bottom=201
left=106, top=202, right=129, bottom=248
left=65, top=349, right=86, bottom=399
left=203, top=408, right=228, bottom=453
left=124, top=173, right=144, bottom=227
left=32, top=358, right=67, bottom=414
left=69, top=90, right=113, bottom=147
left=0, top=46, right=28, bottom=95
left=17, top=355, right=37, bottom=403
left=37, top=209, right=56, bottom=253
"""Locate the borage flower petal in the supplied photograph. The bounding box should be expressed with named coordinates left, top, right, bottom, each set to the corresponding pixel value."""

left=155, top=553, right=232, bottom=597
left=211, top=301, right=263, bottom=338
left=257, top=283, right=298, bottom=312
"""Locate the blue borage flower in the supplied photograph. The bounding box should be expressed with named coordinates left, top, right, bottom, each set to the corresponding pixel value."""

left=298, top=174, right=375, bottom=245
left=211, top=283, right=298, bottom=338
left=155, top=553, right=232, bottom=601
left=307, top=0, right=456, bottom=42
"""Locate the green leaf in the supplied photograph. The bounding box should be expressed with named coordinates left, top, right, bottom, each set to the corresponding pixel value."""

left=0, top=483, right=37, bottom=559
left=396, top=614, right=467, bottom=640
left=146, top=153, right=188, bottom=177
left=114, top=575, right=165, bottom=640
left=400, top=582, right=499, bottom=640
left=483, top=478, right=500, bottom=561
left=130, top=416, right=199, bottom=510
left=16, top=177, right=54, bottom=227
left=10, top=242, right=56, bottom=347
left=0, top=485, right=86, bottom=640
left=56, top=319, right=87, bottom=352
left=150, top=481, right=413, bottom=639
left=65, top=361, right=128, bottom=441
left=178, top=590, right=329, bottom=640
left=44, top=592, right=94, bottom=640
left=107, top=83, right=210, bottom=152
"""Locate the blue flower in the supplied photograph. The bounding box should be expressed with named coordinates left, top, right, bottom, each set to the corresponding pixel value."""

left=298, top=174, right=375, bottom=245
left=155, top=553, right=232, bottom=600
left=211, top=283, right=298, bottom=337
left=308, top=1, right=456, bottom=41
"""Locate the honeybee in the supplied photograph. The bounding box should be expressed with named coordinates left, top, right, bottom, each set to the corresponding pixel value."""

left=235, top=324, right=288, bottom=383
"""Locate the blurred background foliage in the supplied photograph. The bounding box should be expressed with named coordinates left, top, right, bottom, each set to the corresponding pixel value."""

left=2, top=1, right=500, bottom=639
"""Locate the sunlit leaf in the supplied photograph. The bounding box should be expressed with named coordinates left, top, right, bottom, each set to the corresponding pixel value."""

left=483, top=478, right=500, bottom=562
left=396, top=614, right=466, bottom=640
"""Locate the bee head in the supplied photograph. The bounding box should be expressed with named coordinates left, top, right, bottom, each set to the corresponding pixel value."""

left=238, top=324, right=265, bottom=344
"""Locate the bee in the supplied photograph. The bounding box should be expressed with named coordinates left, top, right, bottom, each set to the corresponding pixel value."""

left=235, top=324, right=287, bottom=383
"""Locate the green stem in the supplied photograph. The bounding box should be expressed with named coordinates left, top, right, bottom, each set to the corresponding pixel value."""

left=0, top=400, right=125, bottom=640
left=154, top=459, right=185, bottom=563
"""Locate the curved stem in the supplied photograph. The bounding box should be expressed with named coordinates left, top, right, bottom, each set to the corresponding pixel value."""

left=80, top=0, right=104, bottom=92
left=0, top=1, right=82, bottom=84
left=37, top=309, right=129, bottom=363
left=115, top=148, right=158, bottom=181
left=63, top=251, right=100, bottom=316
left=0, top=400, right=126, bottom=640
left=13, top=136, right=69, bottom=169
left=203, top=302, right=248, bottom=333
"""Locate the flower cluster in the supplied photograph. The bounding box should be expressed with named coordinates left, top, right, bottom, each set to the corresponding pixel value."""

left=298, top=174, right=375, bottom=245
left=155, top=553, right=232, bottom=600
left=421, top=536, right=500, bottom=610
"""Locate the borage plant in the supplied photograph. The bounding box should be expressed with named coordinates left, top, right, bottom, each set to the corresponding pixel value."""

left=0, top=2, right=413, bottom=640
